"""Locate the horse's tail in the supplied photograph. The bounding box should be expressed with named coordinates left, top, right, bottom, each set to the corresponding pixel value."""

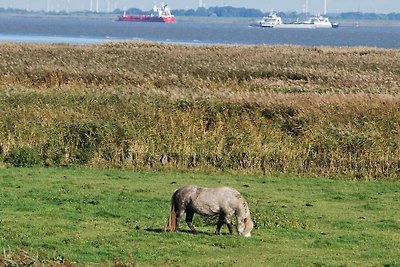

left=164, top=197, right=177, bottom=232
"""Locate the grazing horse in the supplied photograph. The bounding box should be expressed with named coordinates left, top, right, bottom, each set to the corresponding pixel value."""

left=164, top=185, right=254, bottom=237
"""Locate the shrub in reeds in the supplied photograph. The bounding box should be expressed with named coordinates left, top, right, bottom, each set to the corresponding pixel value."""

left=4, top=147, right=42, bottom=167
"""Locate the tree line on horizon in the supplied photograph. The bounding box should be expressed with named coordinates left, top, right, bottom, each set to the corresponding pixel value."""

left=1, top=6, right=400, bottom=20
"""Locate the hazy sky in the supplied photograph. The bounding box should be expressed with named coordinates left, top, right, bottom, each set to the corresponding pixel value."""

left=1, top=0, right=400, bottom=14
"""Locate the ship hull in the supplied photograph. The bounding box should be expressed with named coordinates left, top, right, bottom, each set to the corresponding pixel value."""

left=118, top=15, right=176, bottom=23
left=262, top=23, right=336, bottom=29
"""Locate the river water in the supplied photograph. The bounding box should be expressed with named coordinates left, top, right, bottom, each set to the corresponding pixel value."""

left=0, top=15, right=400, bottom=48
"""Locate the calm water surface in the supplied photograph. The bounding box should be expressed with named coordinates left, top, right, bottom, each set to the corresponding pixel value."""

left=0, top=15, right=400, bottom=48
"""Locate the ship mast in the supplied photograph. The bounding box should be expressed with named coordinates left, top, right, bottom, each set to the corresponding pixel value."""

left=305, top=0, right=308, bottom=14
left=324, top=0, right=327, bottom=15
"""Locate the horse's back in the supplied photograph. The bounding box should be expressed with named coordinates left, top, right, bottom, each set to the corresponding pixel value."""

left=212, top=187, right=250, bottom=216
left=193, top=186, right=244, bottom=215
left=207, top=186, right=243, bottom=202
left=176, top=185, right=242, bottom=202
left=173, top=185, right=246, bottom=213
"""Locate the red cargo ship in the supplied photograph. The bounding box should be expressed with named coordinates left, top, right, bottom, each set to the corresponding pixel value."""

left=118, top=4, right=176, bottom=23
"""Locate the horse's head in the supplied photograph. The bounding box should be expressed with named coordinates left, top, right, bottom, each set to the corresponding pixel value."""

left=237, top=216, right=254, bottom=237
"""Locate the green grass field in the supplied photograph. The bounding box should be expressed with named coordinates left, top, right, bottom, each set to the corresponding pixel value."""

left=1, top=167, right=399, bottom=266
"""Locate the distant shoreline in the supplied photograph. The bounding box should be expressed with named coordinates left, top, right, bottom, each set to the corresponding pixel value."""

left=1, top=13, right=400, bottom=27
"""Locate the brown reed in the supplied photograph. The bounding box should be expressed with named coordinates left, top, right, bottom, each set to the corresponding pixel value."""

left=1, top=42, right=400, bottom=180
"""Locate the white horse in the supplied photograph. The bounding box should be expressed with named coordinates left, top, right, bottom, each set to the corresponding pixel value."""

left=165, top=185, right=254, bottom=237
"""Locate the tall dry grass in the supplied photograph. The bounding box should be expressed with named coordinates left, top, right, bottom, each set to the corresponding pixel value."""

left=0, top=42, right=400, bottom=179
left=1, top=42, right=400, bottom=93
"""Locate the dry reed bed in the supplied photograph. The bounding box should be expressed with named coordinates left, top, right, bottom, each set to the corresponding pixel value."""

left=1, top=42, right=400, bottom=93
left=1, top=42, right=400, bottom=179
left=1, top=87, right=399, bottom=180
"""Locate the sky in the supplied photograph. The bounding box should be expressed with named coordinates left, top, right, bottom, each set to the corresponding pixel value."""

left=1, top=0, right=400, bottom=14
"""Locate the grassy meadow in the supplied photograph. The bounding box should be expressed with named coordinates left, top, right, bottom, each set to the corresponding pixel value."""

left=1, top=42, right=400, bottom=179
left=0, top=167, right=399, bottom=266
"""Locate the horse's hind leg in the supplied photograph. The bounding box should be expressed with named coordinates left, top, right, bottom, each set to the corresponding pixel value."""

left=185, top=210, right=198, bottom=234
left=174, top=208, right=185, bottom=232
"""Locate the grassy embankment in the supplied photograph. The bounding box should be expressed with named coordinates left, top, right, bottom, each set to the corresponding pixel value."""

left=1, top=42, right=399, bottom=265
left=1, top=167, right=399, bottom=266
left=1, top=42, right=400, bottom=180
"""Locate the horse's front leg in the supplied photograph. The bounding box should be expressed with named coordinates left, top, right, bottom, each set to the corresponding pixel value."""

left=225, top=215, right=233, bottom=234
left=215, top=214, right=233, bottom=235
left=185, top=210, right=198, bottom=234
left=226, top=219, right=233, bottom=235
left=215, top=214, right=225, bottom=235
